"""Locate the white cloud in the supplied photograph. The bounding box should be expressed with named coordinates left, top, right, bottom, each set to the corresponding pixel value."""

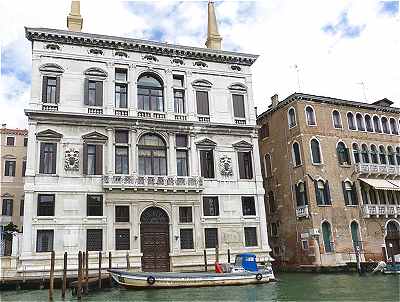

left=0, top=0, right=399, bottom=129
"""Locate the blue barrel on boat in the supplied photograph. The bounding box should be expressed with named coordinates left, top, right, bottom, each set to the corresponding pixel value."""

left=235, top=253, right=258, bottom=272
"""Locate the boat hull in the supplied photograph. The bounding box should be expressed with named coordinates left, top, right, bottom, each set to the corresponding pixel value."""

left=109, top=269, right=275, bottom=289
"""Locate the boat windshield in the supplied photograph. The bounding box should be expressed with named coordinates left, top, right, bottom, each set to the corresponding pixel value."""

left=234, top=255, right=243, bottom=267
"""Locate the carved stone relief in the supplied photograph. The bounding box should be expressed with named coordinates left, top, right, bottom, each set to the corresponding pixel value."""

left=64, top=148, right=79, bottom=171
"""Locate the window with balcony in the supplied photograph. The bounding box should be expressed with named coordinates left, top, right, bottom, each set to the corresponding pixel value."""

left=6, top=137, right=15, bottom=146
left=39, top=142, right=57, bottom=174
left=390, top=118, right=398, bottom=135
left=173, top=75, right=185, bottom=114
left=138, top=134, right=167, bottom=175
left=351, top=221, right=362, bottom=250
left=332, top=110, right=342, bottom=128
left=242, top=196, right=256, bottom=216
left=115, top=69, right=128, bottom=109
left=322, top=221, right=333, bottom=253
left=176, top=135, right=188, bottom=176
left=388, top=146, right=396, bottom=165
left=295, top=182, right=308, bottom=206
left=22, top=160, right=26, bottom=176
left=115, top=130, right=129, bottom=175
left=365, top=115, right=373, bottom=132
left=347, top=112, right=356, bottom=130
left=84, top=80, right=103, bottom=106
left=356, top=113, right=365, bottom=131
left=83, top=144, right=103, bottom=175
left=268, top=191, right=276, bottom=213
left=244, top=227, right=258, bottom=247
left=288, top=108, right=297, bottom=128
left=115, top=229, right=130, bottom=250
left=264, top=153, right=272, bottom=177
left=305, top=106, right=316, bottom=126
left=233, top=94, right=245, bottom=119
left=37, top=194, right=55, bottom=216
left=270, top=222, right=278, bottom=237
left=315, top=180, right=331, bottom=205
left=310, top=138, right=322, bottom=164
left=396, top=147, right=400, bottom=165
left=361, top=144, right=370, bottom=163
left=238, top=151, right=253, bottom=179
left=20, top=200, right=24, bottom=216
left=24, top=137, right=28, bottom=147
left=2, top=199, right=13, bottom=216
left=381, top=117, right=390, bottom=134
left=180, top=229, right=194, bottom=249
left=179, top=207, right=192, bottom=223
left=196, top=91, right=210, bottom=116
left=115, top=206, right=129, bottom=222
left=379, top=145, right=387, bottom=164
left=137, top=73, right=164, bottom=112
left=342, top=181, right=358, bottom=205
left=292, top=142, right=302, bottom=166
left=373, top=116, right=382, bottom=133
left=87, top=195, right=103, bottom=216
left=36, top=230, right=54, bottom=252
left=352, top=143, right=360, bottom=163
left=259, top=123, right=269, bottom=139
left=337, top=142, right=351, bottom=165
left=203, top=196, right=219, bottom=216
left=370, top=144, right=379, bottom=164
left=87, top=229, right=102, bottom=251
left=4, top=160, right=16, bottom=176
left=205, top=228, right=218, bottom=248
left=200, top=150, right=214, bottom=178
left=42, top=76, right=60, bottom=104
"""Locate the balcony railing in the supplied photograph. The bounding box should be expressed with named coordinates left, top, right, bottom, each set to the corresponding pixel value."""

left=137, top=111, right=166, bottom=119
left=198, top=115, right=210, bottom=123
left=296, top=205, right=310, bottom=218
left=42, top=104, right=58, bottom=111
left=103, top=175, right=204, bottom=192
left=362, top=204, right=400, bottom=218
left=174, top=113, right=187, bottom=121
left=235, top=118, right=246, bottom=125
left=88, top=107, right=103, bottom=115
left=355, top=163, right=400, bottom=176
left=115, top=109, right=128, bottom=116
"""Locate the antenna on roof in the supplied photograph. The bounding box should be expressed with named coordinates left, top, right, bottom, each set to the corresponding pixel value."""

left=357, top=82, right=367, bottom=102
left=293, top=64, right=301, bottom=92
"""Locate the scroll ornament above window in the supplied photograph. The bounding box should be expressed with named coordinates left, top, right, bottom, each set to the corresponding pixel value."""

left=64, top=148, right=79, bottom=171
left=115, top=51, right=128, bottom=58
left=39, top=63, right=64, bottom=75
left=171, top=58, right=184, bottom=65
left=143, top=54, right=158, bottom=62
left=194, top=61, right=208, bottom=68
left=89, top=48, right=103, bottom=55
left=84, top=67, right=108, bottom=79
left=219, top=155, right=233, bottom=177
left=45, top=44, right=60, bottom=51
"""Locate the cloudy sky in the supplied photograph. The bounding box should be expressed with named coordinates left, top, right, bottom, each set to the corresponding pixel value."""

left=0, top=0, right=399, bottom=128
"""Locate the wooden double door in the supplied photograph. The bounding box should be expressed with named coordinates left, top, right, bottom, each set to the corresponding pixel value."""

left=140, top=207, right=170, bottom=272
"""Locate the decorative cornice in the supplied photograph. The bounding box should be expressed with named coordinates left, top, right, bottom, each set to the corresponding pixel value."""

left=25, top=27, right=258, bottom=66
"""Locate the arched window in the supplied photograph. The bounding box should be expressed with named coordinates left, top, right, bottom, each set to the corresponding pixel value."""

left=332, top=110, right=342, bottom=128
left=356, top=113, right=365, bottom=131
left=314, top=179, right=331, bottom=205
left=137, top=73, right=164, bottom=112
left=365, top=114, right=373, bottom=132
left=361, top=144, right=370, bottom=163
left=350, top=221, right=361, bottom=249
left=342, top=181, right=358, bottom=205
left=389, top=118, right=398, bottom=135
left=288, top=108, right=297, bottom=128
left=310, top=139, right=322, bottom=164
left=370, top=144, right=379, bottom=164
left=264, top=154, right=272, bottom=177
left=387, top=146, right=396, bottom=165
left=352, top=143, right=360, bottom=163
left=305, top=106, right=316, bottom=126
left=292, top=142, right=302, bottom=166
left=381, top=117, right=390, bottom=134
left=138, top=134, right=167, bottom=175
left=322, top=221, right=333, bottom=253
left=347, top=112, right=356, bottom=130
left=373, top=116, right=382, bottom=133
left=379, top=145, right=387, bottom=164
left=295, top=181, right=308, bottom=206
left=396, top=147, right=400, bottom=166
left=337, top=142, right=350, bottom=165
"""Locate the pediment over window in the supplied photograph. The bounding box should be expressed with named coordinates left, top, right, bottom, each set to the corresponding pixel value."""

left=1, top=192, right=14, bottom=198
left=196, top=138, right=217, bottom=147
left=82, top=131, right=108, bottom=143
left=36, top=129, right=63, bottom=141
left=39, top=63, right=64, bottom=74
left=115, top=51, right=128, bottom=58
left=3, top=154, right=16, bottom=160
left=171, top=58, right=184, bottom=65
left=228, top=83, right=247, bottom=92
left=143, top=54, right=158, bottom=62
left=192, top=79, right=212, bottom=88
left=233, top=140, right=253, bottom=149
left=84, top=67, right=108, bottom=79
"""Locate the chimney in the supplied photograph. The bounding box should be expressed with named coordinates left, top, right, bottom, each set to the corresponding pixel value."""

left=205, top=1, right=222, bottom=50
left=67, top=1, right=83, bottom=32
left=271, top=94, right=279, bottom=108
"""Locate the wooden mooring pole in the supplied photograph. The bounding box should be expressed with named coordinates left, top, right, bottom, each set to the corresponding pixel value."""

left=109, top=251, right=112, bottom=288
left=126, top=252, right=130, bottom=270
left=98, top=252, right=102, bottom=289
left=77, top=251, right=82, bottom=300
left=215, top=247, right=219, bottom=263
left=203, top=249, right=208, bottom=272
left=49, top=250, right=55, bottom=301
left=85, top=251, right=89, bottom=294
left=61, top=252, right=67, bottom=299
left=227, top=249, right=231, bottom=264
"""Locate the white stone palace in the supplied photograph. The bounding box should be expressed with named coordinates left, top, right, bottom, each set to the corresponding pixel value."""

left=21, top=1, right=271, bottom=272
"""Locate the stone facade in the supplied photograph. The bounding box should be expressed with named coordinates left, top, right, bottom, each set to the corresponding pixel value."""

left=20, top=27, right=271, bottom=273
left=257, top=93, right=400, bottom=268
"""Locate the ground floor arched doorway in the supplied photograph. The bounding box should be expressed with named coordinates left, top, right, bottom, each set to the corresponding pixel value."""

left=140, top=207, right=170, bottom=272
left=385, top=220, right=400, bottom=260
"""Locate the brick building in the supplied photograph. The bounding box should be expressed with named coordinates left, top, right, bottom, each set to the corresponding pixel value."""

left=257, top=93, right=400, bottom=268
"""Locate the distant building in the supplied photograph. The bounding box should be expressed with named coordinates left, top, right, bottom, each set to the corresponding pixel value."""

left=0, top=125, right=27, bottom=255
left=257, top=93, right=400, bottom=268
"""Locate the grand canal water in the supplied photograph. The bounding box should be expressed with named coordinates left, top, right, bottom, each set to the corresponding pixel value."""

left=1, top=273, right=398, bottom=301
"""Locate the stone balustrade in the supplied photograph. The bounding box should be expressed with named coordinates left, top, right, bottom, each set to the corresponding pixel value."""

left=362, top=204, right=400, bottom=218
left=296, top=205, right=310, bottom=218
left=355, top=163, right=400, bottom=176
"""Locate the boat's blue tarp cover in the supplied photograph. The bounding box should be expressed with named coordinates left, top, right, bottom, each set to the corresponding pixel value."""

left=238, top=253, right=257, bottom=272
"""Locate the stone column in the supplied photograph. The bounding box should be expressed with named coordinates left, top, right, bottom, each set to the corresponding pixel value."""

left=129, top=64, right=137, bottom=117
left=193, top=204, right=202, bottom=250
left=168, top=132, right=176, bottom=176
left=245, top=76, right=255, bottom=125
left=257, top=195, right=269, bottom=250
left=312, top=237, right=322, bottom=266
left=185, top=71, right=195, bottom=121
left=106, top=202, right=114, bottom=251
left=251, top=134, right=263, bottom=182
left=165, top=69, right=174, bottom=120
left=105, top=62, right=115, bottom=115
left=106, top=128, right=114, bottom=174
left=189, top=134, right=198, bottom=176
left=21, top=191, right=34, bottom=256
left=26, top=121, right=37, bottom=176
left=130, top=129, right=137, bottom=174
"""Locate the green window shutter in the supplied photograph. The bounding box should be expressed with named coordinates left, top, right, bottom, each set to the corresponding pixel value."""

left=83, top=143, right=88, bottom=175
left=39, top=143, right=45, bottom=173
left=314, top=180, right=320, bottom=205
left=295, top=184, right=301, bottom=207
left=95, top=81, right=103, bottom=106
left=95, top=145, right=103, bottom=175
left=55, top=77, right=61, bottom=103
left=342, top=181, right=349, bottom=205
left=352, top=183, right=358, bottom=205
left=42, top=76, right=48, bottom=103
left=324, top=181, right=331, bottom=205
left=84, top=79, right=89, bottom=105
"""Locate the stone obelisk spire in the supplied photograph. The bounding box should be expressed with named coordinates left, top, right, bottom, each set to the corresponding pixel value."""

left=67, top=1, right=83, bottom=32
left=205, top=1, right=222, bottom=49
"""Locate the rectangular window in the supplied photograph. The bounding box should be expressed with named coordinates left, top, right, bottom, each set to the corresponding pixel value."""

left=200, top=150, right=214, bottom=178
left=232, top=94, right=245, bottom=118
left=84, top=144, right=103, bottom=175
left=176, top=135, right=188, bottom=147
left=37, top=194, right=55, bottom=216
left=238, top=151, right=253, bottom=179
left=301, top=239, right=309, bottom=250
left=36, top=230, right=54, bottom=252
left=20, top=200, right=24, bottom=216
left=205, top=228, right=218, bottom=249
left=86, top=229, right=103, bottom=251
left=2, top=199, right=13, bottom=216
left=85, top=80, right=103, bottom=106
left=115, top=206, right=129, bottom=222
left=268, top=191, right=276, bottom=213
left=244, top=227, right=258, bottom=247
left=115, top=83, right=128, bottom=108
left=39, top=142, right=57, bottom=174
left=176, top=150, right=188, bottom=176
left=115, top=146, right=129, bottom=174
left=196, top=91, right=209, bottom=115
left=174, top=90, right=185, bottom=113
left=42, top=76, right=59, bottom=104
left=173, top=75, right=184, bottom=87
left=115, top=229, right=130, bottom=250
left=180, top=229, right=194, bottom=249
left=24, top=137, right=28, bottom=147
left=203, top=197, right=219, bottom=216
left=6, top=137, right=15, bottom=146
left=242, top=197, right=256, bottom=216
left=115, top=130, right=129, bottom=144
left=179, top=207, right=192, bottom=223
left=22, top=160, right=26, bottom=177
left=115, top=68, right=127, bottom=82
left=4, top=160, right=16, bottom=176
left=86, top=195, right=103, bottom=216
